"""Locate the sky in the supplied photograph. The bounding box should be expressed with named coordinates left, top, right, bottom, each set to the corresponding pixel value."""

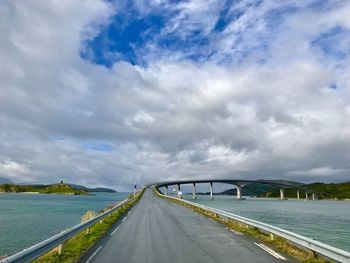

left=0, top=0, right=350, bottom=191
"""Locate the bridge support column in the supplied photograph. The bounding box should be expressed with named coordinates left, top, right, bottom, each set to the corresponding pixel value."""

left=192, top=183, right=197, bottom=199
left=177, top=184, right=181, bottom=197
left=209, top=182, right=213, bottom=199
left=305, top=192, right=308, bottom=200
left=236, top=185, right=242, bottom=200
left=297, top=189, right=300, bottom=200
left=280, top=188, right=285, bottom=200
left=165, top=186, right=168, bottom=196
left=312, top=193, right=315, bottom=200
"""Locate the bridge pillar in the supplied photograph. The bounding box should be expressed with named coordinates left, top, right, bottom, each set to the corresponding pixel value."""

left=177, top=184, right=181, bottom=197
left=312, top=193, right=315, bottom=200
left=297, top=189, right=300, bottom=200
left=305, top=192, right=308, bottom=200
left=236, top=185, right=242, bottom=200
left=280, top=188, right=285, bottom=200
left=192, top=183, right=197, bottom=199
left=165, top=186, right=168, bottom=196
left=209, top=182, right=213, bottom=199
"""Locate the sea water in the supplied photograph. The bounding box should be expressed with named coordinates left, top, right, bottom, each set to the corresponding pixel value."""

left=0, top=192, right=129, bottom=256
left=183, top=194, right=350, bottom=252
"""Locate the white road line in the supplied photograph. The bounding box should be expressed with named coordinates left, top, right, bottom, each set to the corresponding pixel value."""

left=122, top=216, right=127, bottom=222
left=127, top=211, right=131, bottom=215
left=254, top=243, right=286, bottom=260
left=209, top=218, right=215, bottom=222
left=110, top=226, right=119, bottom=236
left=225, top=227, right=244, bottom=236
left=86, top=245, right=103, bottom=263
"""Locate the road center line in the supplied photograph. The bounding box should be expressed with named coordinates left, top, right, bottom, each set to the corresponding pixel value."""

left=110, top=226, right=119, bottom=236
left=254, top=243, right=286, bottom=260
left=86, top=245, right=103, bottom=263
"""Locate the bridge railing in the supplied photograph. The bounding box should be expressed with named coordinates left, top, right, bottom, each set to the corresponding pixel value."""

left=0, top=194, right=139, bottom=263
left=155, top=189, right=350, bottom=263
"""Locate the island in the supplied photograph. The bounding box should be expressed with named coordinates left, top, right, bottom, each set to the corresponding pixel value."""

left=0, top=182, right=117, bottom=195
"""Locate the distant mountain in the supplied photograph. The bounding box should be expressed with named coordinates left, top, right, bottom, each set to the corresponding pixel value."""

left=67, top=184, right=117, bottom=193
left=256, top=179, right=304, bottom=187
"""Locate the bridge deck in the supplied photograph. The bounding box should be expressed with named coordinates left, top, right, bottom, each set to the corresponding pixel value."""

left=80, top=189, right=293, bottom=263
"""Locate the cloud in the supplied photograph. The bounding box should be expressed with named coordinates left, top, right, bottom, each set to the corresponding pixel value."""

left=0, top=0, right=350, bottom=190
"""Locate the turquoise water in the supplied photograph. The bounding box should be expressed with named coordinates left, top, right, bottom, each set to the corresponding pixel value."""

left=0, top=192, right=129, bottom=256
left=182, top=194, right=350, bottom=252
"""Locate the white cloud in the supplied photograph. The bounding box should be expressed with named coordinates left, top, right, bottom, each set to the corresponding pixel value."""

left=0, top=0, right=350, bottom=190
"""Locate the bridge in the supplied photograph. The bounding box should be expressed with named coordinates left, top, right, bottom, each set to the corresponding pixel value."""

left=155, top=179, right=318, bottom=200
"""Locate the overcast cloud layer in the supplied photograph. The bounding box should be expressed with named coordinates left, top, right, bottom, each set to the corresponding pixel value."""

left=0, top=0, right=350, bottom=191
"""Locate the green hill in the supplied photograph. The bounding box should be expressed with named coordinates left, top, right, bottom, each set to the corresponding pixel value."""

left=218, top=183, right=276, bottom=196
left=0, top=183, right=87, bottom=195
left=259, top=182, right=350, bottom=200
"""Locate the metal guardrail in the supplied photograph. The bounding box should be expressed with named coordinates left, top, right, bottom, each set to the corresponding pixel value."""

left=156, top=189, right=350, bottom=263
left=0, top=195, right=138, bottom=263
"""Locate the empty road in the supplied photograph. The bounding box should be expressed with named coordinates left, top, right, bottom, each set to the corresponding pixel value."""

left=81, top=188, right=293, bottom=263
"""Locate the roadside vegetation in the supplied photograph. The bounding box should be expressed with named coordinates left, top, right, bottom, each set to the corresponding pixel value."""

left=154, top=188, right=331, bottom=263
left=33, top=189, right=144, bottom=263
left=0, top=183, right=87, bottom=195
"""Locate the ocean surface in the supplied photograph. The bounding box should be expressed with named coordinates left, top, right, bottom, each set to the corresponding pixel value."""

left=0, top=192, right=130, bottom=256
left=182, top=194, right=350, bottom=252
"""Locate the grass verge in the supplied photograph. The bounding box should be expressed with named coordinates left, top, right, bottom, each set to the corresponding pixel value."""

left=33, top=189, right=144, bottom=263
left=153, top=187, right=332, bottom=263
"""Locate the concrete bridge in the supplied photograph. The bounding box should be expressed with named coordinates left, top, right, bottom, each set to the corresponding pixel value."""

left=156, top=179, right=318, bottom=200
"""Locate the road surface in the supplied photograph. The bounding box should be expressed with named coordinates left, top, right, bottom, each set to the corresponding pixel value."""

left=80, top=188, right=293, bottom=263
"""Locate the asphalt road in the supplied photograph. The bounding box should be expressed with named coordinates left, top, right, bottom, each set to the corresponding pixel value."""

left=81, top=188, right=293, bottom=263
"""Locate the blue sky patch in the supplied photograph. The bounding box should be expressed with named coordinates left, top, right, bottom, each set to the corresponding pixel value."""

left=311, top=26, right=350, bottom=60
left=80, top=0, right=350, bottom=68
left=81, top=142, right=114, bottom=152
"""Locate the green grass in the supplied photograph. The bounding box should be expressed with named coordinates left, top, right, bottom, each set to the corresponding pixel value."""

left=153, top=188, right=332, bottom=263
left=33, top=189, right=144, bottom=263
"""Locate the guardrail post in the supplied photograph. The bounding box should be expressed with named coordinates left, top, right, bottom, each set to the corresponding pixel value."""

left=58, top=244, right=62, bottom=255
left=297, top=189, right=300, bottom=200
left=309, top=249, right=317, bottom=258
left=270, top=234, right=275, bottom=241
left=305, top=192, right=309, bottom=200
